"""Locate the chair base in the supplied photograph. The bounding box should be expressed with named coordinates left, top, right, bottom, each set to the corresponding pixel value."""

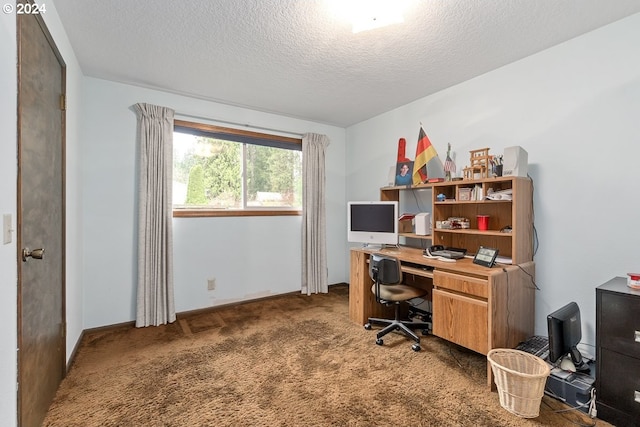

left=365, top=300, right=431, bottom=351
left=366, top=316, right=430, bottom=344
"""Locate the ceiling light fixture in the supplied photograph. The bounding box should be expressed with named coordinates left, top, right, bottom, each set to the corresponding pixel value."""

left=327, top=0, right=410, bottom=33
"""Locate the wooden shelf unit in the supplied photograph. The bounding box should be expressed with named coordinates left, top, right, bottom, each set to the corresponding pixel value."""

left=433, top=177, right=533, bottom=264
left=380, top=176, right=533, bottom=264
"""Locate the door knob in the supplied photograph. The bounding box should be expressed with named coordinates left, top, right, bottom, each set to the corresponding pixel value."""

left=22, top=247, right=44, bottom=262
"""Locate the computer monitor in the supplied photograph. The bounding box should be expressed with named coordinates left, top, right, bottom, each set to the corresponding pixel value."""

left=347, top=201, right=398, bottom=247
left=547, top=301, right=586, bottom=370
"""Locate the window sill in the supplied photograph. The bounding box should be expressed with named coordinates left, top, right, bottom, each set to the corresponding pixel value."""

left=173, top=209, right=302, bottom=218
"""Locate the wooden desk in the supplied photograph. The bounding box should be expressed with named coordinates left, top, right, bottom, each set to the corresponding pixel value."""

left=349, top=246, right=535, bottom=386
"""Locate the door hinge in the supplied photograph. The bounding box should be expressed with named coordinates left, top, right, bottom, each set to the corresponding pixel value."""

left=60, top=94, right=66, bottom=111
left=60, top=322, right=66, bottom=338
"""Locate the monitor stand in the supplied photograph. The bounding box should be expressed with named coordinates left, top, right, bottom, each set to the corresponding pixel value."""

left=564, top=350, right=591, bottom=374
left=362, top=243, right=399, bottom=250
left=575, top=360, right=591, bottom=374
left=557, top=347, right=590, bottom=374
left=362, top=243, right=383, bottom=250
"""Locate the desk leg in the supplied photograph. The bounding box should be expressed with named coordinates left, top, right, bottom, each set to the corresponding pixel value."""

left=487, top=359, right=497, bottom=390
left=349, top=251, right=395, bottom=325
left=349, top=251, right=369, bottom=325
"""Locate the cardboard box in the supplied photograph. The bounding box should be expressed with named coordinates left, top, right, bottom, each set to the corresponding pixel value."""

left=399, top=218, right=413, bottom=233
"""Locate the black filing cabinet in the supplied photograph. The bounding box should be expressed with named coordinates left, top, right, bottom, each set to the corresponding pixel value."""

left=596, top=277, right=640, bottom=426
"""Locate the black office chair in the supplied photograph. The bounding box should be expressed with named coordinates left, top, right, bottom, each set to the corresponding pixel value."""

left=364, top=254, right=431, bottom=352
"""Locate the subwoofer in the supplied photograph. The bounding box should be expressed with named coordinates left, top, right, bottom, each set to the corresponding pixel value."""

left=502, top=146, right=528, bottom=177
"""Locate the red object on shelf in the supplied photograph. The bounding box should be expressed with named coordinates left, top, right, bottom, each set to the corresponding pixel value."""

left=397, top=138, right=410, bottom=162
left=628, top=273, right=640, bottom=289
left=477, top=215, right=490, bottom=231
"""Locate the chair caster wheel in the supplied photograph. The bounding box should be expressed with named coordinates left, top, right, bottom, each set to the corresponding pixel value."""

left=421, top=329, right=429, bottom=336
left=375, top=338, right=384, bottom=346
left=411, top=343, right=421, bottom=352
left=364, top=323, right=372, bottom=330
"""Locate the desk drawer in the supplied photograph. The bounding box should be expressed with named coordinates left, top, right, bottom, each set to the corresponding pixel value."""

left=598, top=348, right=640, bottom=419
left=434, top=271, right=488, bottom=299
left=599, top=291, right=640, bottom=358
left=433, top=288, right=488, bottom=354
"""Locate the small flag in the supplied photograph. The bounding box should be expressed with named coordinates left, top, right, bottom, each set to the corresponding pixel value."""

left=412, top=126, right=438, bottom=185
left=444, top=143, right=456, bottom=175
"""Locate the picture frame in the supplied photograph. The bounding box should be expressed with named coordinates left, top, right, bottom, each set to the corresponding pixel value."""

left=395, top=161, right=414, bottom=186
left=458, top=187, right=472, bottom=201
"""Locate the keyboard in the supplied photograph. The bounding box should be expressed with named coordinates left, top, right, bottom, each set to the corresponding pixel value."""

left=516, top=335, right=549, bottom=361
left=403, top=261, right=434, bottom=271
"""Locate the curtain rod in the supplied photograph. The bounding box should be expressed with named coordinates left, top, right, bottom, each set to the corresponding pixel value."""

left=175, top=112, right=304, bottom=138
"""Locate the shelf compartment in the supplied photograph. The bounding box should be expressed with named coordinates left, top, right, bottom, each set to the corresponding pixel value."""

left=431, top=232, right=513, bottom=259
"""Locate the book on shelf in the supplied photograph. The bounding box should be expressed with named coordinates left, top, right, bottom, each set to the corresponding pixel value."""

left=471, top=184, right=483, bottom=201
left=398, top=213, right=416, bottom=221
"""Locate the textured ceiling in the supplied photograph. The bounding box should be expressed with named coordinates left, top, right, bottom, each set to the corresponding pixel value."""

left=53, top=0, right=640, bottom=127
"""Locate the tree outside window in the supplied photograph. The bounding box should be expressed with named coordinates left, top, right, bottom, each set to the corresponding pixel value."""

left=173, top=121, right=302, bottom=216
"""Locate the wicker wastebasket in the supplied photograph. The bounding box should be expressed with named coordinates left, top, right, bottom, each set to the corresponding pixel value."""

left=487, top=348, right=551, bottom=418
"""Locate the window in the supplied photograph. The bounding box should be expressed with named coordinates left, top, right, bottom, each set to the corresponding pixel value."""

left=173, top=120, right=302, bottom=217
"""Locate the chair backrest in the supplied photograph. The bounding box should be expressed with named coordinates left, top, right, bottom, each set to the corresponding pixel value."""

left=369, top=254, right=402, bottom=286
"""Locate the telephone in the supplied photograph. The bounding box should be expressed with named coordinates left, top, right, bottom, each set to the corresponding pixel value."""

left=429, top=245, right=443, bottom=253
left=424, top=245, right=466, bottom=259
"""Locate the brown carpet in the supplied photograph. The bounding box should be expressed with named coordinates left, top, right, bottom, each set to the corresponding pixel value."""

left=43, top=285, right=610, bottom=427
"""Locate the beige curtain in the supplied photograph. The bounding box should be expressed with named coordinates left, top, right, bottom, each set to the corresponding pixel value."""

left=133, top=103, right=176, bottom=327
left=301, top=133, right=330, bottom=295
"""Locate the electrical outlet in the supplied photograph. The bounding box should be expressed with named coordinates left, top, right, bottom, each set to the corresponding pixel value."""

left=207, top=278, right=216, bottom=291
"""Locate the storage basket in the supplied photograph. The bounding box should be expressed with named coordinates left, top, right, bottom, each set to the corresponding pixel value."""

left=487, top=348, right=551, bottom=418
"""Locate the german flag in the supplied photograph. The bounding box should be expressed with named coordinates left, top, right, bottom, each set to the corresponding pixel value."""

left=412, top=126, right=438, bottom=185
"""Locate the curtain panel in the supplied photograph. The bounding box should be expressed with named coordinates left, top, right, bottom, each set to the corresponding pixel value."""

left=301, top=133, right=330, bottom=295
left=133, top=103, right=176, bottom=327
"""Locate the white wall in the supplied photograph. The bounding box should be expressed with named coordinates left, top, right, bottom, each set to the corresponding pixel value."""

left=346, top=13, right=640, bottom=353
left=81, top=78, right=347, bottom=328
left=0, top=6, right=18, bottom=426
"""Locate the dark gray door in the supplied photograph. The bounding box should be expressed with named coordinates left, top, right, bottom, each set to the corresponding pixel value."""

left=17, top=5, right=66, bottom=426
